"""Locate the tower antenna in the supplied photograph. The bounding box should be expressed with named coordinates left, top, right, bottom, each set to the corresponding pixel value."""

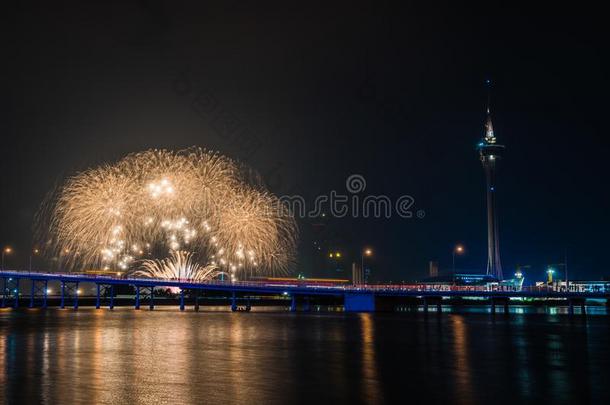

left=486, top=79, right=492, bottom=114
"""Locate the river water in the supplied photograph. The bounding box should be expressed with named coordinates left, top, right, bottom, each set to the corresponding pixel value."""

left=1, top=307, right=610, bottom=404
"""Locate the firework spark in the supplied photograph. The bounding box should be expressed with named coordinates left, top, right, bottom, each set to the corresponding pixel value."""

left=133, top=250, right=227, bottom=282
left=38, top=148, right=298, bottom=279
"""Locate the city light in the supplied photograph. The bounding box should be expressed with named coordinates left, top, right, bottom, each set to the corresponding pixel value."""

left=361, top=248, right=373, bottom=284
left=547, top=267, right=556, bottom=283
left=452, top=244, right=465, bottom=272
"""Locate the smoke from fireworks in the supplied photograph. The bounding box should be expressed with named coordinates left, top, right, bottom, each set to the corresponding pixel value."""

left=37, top=148, right=298, bottom=279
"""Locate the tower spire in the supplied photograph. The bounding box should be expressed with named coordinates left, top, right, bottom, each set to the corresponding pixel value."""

left=484, top=79, right=496, bottom=144
left=477, top=79, right=505, bottom=280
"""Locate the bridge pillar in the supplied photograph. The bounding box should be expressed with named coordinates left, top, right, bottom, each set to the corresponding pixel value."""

left=581, top=302, right=586, bottom=315
left=30, top=280, right=35, bottom=308
left=503, top=300, right=509, bottom=314
left=231, top=291, right=237, bottom=312
left=290, top=295, right=296, bottom=312
left=60, top=281, right=65, bottom=309
left=13, top=278, right=19, bottom=308
left=422, top=297, right=428, bottom=313
left=95, top=284, right=101, bottom=309
left=135, top=286, right=140, bottom=309
left=179, top=289, right=185, bottom=311
left=73, top=282, right=79, bottom=310
left=149, top=288, right=154, bottom=310
left=490, top=299, right=496, bottom=314
left=194, top=290, right=200, bottom=312
left=436, top=301, right=442, bottom=313
left=568, top=299, right=574, bottom=315
left=29, top=279, right=48, bottom=308
left=42, top=280, right=48, bottom=308
left=246, top=298, right=251, bottom=312
left=344, top=293, right=375, bottom=312
left=109, top=285, right=114, bottom=310
left=1, top=277, right=6, bottom=307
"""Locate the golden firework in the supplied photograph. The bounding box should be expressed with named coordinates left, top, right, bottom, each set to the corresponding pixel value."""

left=38, top=148, right=298, bottom=279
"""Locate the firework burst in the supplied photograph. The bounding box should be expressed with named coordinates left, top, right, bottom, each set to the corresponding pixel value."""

left=38, top=148, right=298, bottom=280
left=133, top=250, right=227, bottom=282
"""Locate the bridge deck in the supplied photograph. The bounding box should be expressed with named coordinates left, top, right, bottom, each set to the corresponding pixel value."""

left=1, top=270, right=609, bottom=299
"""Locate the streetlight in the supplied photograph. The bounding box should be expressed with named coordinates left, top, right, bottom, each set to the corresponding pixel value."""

left=2, top=246, right=12, bottom=270
left=329, top=251, right=342, bottom=272
left=29, top=248, right=40, bottom=272
left=362, top=248, right=373, bottom=284
left=452, top=244, right=465, bottom=273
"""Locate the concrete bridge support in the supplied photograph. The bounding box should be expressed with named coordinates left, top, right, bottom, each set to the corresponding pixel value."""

left=109, top=285, right=114, bottom=309
left=290, top=295, right=297, bottom=312
left=134, top=286, right=140, bottom=309
left=95, top=284, right=119, bottom=309
left=28, top=279, right=48, bottom=308
left=194, top=291, right=200, bottom=312
left=60, top=281, right=79, bottom=310
left=231, top=291, right=237, bottom=312
left=148, top=288, right=154, bottom=310
left=96, top=284, right=101, bottom=309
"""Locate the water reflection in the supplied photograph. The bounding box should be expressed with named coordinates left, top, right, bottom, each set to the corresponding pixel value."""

left=359, top=313, right=381, bottom=403
left=1, top=309, right=610, bottom=404
left=450, top=315, right=473, bottom=403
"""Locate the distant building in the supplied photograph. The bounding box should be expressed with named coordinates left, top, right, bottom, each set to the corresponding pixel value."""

left=429, top=261, right=439, bottom=278
left=420, top=273, right=498, bottom=286
left=538, top=280, right=610, bottom=293
left=420, top=272, right=524, bottom=290
left=352, top=262, right=363, bottom=285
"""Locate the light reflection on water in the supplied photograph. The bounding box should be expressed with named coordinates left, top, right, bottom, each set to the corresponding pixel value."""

left=1, top=307, right=610, bottom=404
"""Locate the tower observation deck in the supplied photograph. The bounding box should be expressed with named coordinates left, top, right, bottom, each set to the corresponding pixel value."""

left=477, top=102, right=505, bottom=280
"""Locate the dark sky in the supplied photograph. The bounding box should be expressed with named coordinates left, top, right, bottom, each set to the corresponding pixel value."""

left=2, top=2, right=608, bottom=282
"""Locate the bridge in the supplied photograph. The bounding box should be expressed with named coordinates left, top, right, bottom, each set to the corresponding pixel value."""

left=1, top=270, right=608, bottom=314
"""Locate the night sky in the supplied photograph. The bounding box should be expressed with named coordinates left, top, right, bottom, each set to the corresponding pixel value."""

left=2, top=3, right=608, bottom=282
